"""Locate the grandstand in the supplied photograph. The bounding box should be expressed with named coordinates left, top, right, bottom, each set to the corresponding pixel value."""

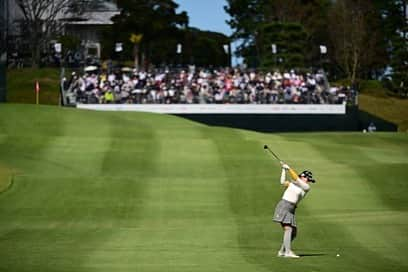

left=58, top=66, right=372, bottom=132
left=61, top=67, right=356, bottom=106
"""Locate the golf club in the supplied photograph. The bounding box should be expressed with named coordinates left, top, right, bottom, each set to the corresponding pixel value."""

left=264, top=145, right=283, bottom=165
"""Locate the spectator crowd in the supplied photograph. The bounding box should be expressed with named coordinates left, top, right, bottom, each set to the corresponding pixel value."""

left=62, top=67, right=357, bottom=105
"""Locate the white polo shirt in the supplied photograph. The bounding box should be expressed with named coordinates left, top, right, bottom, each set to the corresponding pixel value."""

left=282, top=180, right=310, bottom=205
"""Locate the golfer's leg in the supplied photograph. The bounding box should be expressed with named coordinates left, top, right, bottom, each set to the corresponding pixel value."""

left=278, top=225, right=286, bottom=253
left=279, top=242, right=285, bottom=253
left=283, top=226, right=292, bottom=252
left=291, top=227, right=297, bottom=241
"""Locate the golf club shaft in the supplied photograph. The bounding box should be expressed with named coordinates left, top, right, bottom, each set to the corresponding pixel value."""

left=264, top=145, right=283, bottom=164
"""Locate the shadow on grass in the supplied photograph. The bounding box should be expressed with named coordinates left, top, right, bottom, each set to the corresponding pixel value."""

left=298, top=253, right=327, bottom=257
left=358, top=110, right=397, bottom=131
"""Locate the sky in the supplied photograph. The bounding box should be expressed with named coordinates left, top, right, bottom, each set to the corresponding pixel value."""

left=175, top=0, right=232, bottom=36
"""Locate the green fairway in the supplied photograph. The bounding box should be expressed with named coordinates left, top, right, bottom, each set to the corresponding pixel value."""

left=0, top=104, right=407, bottom=272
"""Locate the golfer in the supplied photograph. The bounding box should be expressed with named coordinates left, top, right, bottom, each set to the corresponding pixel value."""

left=273, top=163, right=315, bottom=258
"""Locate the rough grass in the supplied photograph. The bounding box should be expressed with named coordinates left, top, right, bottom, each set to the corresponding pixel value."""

left=0, top=104, right=407, bottom=272
left=0, top=164, right=13, bottom=193
left=6, top=68, right=61, bottom=105
left=359, top=94, right=408, bottom=132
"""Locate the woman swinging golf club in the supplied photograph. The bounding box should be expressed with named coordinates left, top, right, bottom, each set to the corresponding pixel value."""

left=273, top=163, right=315, bottom=258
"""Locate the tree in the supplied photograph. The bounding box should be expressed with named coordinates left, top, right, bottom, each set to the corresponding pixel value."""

left=111, top=0, right=188, bottom=69
left=260, top=22, right=308, bottom=69
left=328, top=0, right=384, bottom=85
left=225, top=0, right=264, bottom=66
left=16, top=0, right=69, bottom=67
left=225, top=0, right=331, bottom=68
left=374, top=0, right=408, bottom=96
left=15, top=0, right=101, bottom=67
left=182, top=28, right=230, bottom=67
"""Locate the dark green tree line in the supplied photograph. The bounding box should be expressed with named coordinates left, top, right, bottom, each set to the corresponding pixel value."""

left=109, top=0, right=187, bottom=68
left=225, top=0, right=407, bottom=87
left=225, top=0, right=330, bottom=70
left=106, top=0, right=230, bottom=68
left=373, top=0, right=408, bottom=95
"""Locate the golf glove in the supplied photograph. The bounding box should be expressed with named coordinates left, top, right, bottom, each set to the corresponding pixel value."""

left=282, top=163, right=290, bottom=170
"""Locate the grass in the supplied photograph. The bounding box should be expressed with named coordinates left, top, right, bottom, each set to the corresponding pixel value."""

left=7, top=68, right=61, bottom=105
left=359, top=94, right=408, bottom=132
left=0, top=164, right=13, bottom=194
left=0, top=104, right=407, bottom=271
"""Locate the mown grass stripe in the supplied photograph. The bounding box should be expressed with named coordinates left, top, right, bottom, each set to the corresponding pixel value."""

left=0, top=104, right=407, bottom=272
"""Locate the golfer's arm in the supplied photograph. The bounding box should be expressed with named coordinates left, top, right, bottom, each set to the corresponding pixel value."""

left=288, top=168, right=299, bottom=181
left=289, top=168, right=310, bottom=191
left=280, top=168, right=290, bottom=187
left=280, top=168, right=286, bottom=184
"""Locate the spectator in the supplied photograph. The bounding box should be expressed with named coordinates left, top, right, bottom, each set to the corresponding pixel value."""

left=104, top=90, right=114, bottom=104
left=367, top=122, right=377, bottom=132
left=63, top=67, right=356, bottom=106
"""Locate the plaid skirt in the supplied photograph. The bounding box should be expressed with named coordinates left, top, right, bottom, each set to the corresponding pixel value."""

left=273, top=199, right=297, bottom=227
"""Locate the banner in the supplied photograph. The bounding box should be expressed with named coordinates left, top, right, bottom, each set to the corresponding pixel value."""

left=115, top=43, right=123, bottom=52
left=177, top=44, right=182, bottom=54
left=77, top=104, right=346, bottom=114
left=54, top=43, right=62, bottom=53
left=223, top=44, right=229, bottom=54
left=271, top=44, right=277, bottom=54
left=319, top=45, right=327, bottom=54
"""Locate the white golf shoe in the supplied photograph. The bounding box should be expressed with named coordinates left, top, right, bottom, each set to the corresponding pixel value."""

left=277, top=250, right=285, bottom=257
left=284, top=251, right=300, bottom=258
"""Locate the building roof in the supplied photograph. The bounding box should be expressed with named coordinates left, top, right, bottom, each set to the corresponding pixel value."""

left=65, top=11, right=120, bottom=25
left=91, top=1, right=118, bottom=12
